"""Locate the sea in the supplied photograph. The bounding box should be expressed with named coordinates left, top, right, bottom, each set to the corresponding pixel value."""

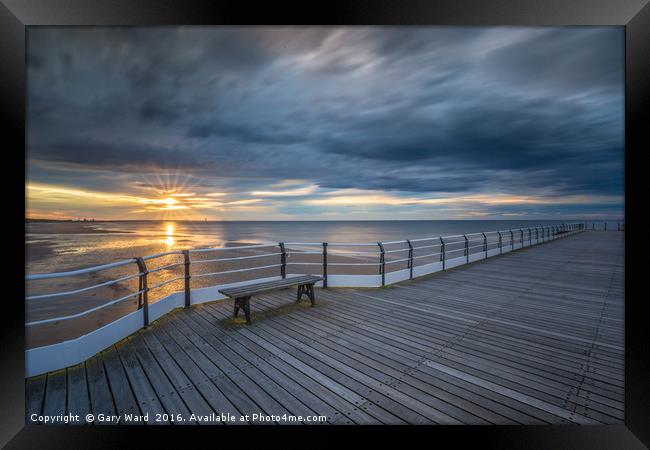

left=25, top=219, right=614, bottom=274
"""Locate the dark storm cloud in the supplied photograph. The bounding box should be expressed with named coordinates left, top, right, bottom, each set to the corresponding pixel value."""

left=28, top=137, right=209, bottom=172
left=26, top=26, right=624, bottom=212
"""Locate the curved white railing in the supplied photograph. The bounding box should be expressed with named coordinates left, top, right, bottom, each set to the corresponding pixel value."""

left=24, top=222, right=596, bottom=376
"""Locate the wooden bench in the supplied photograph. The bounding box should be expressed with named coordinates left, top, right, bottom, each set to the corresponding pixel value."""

left=218, top=275, right=323, bottom=324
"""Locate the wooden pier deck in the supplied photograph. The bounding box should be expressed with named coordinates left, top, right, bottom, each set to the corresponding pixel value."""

left=26, top=231, right=624, bottom=425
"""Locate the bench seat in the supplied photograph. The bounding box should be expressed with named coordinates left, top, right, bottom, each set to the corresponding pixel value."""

left=219, top=275, right=323, bottom=324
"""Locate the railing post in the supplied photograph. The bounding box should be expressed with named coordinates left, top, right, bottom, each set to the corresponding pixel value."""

left=378, top=242, right=385, bottom=287
left=497, top=231, right=502, bottom=255
left=406, top=239, right=414, bottom=280
left=135, top=257, right=149, bottom=327
left=482, top=232, right=487, bottom=258
left=535, top=227, right=539, bottom=243
left=509, top=230, right=514, bottom=249
left=439, top=237, right=445, bottom=270
left=604, top=222, right=607, bottom=231
left=182, top=250, right=191, bottom=308
left=520, top=229, right=524, bottom=247
left=528, top=228, right=532, bottom=246
left=279, top=242, right=286, bottom=279
left=322, top=242, right=328, bottom=288
left=463, top=234, right=469, bottom=264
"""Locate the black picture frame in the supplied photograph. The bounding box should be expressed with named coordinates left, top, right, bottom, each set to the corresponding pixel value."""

left=2, top=0, right=647, bottom=447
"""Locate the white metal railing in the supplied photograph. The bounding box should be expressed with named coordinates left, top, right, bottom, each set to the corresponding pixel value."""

left=25, top=222, right=593, bottom=329
left=24, top=222, right=598, bottom=377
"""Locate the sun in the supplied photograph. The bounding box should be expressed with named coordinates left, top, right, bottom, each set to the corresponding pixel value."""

left=136, top=170, right=205, bottom=220
left=163, top=197, right=178, bottom=207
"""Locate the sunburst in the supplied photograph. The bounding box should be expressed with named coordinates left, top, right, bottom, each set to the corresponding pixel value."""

left=137, top=167, right=202, bottom=221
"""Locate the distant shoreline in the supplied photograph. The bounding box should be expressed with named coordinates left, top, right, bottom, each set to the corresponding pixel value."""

left=26, top=221, right=133, bottom=234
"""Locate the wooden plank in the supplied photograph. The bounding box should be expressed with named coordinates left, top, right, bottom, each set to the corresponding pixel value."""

left=227, top=324, right=367, bottom=424
left=42, top=370, right=66, bottom=423
left=25, top=375, right=46, bottom=423
left=85, top=354, right=116, bottom=423
left=314, top=290, right=624, bottom=420
left=237, top=326, right=405, bottom=424
left=320, top=295, right=619, bottom=395
left=176, top=312, right=322, bottom=422
left=173, top=312, right=318, bottom=421
left=192, top=304, right=376, bottom=424
left=319, top=280, right=624, bottom=393
left=422, top=359, right=600, bottom=425
left=251, top=323, right=451, bottom=424
left=149, top=320, right=247, bottom=424
left=274, top=303, right=529, bottom=424
left=66, top=363, right=90, bottom=422
left=114, top=339, right=168, bottom=425
left=101, top=346, right=141, bottom=424
left=276, top=297, right=565, bottom=424
left=270, top=310, right=500, bottom=424
left=127, top=333, right=196, bottom=425
left=162, top=314, right=288, bottom=424
left=136, top=331, right=216, bottom=424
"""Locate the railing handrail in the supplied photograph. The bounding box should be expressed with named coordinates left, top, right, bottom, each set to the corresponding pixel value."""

left=26, top=258, right=137, bottom=281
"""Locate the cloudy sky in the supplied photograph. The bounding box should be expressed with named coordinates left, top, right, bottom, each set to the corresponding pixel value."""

left=26, top=26, right=624, bottom=221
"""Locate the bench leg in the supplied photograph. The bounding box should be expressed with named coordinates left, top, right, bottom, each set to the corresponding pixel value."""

left=234, top=297, right=251, bottom=324
left=307, top=283, right=315, bottom=306
left=297, top=284, right=316, bottom=306
left=242, top=297, right=251, bottom=324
